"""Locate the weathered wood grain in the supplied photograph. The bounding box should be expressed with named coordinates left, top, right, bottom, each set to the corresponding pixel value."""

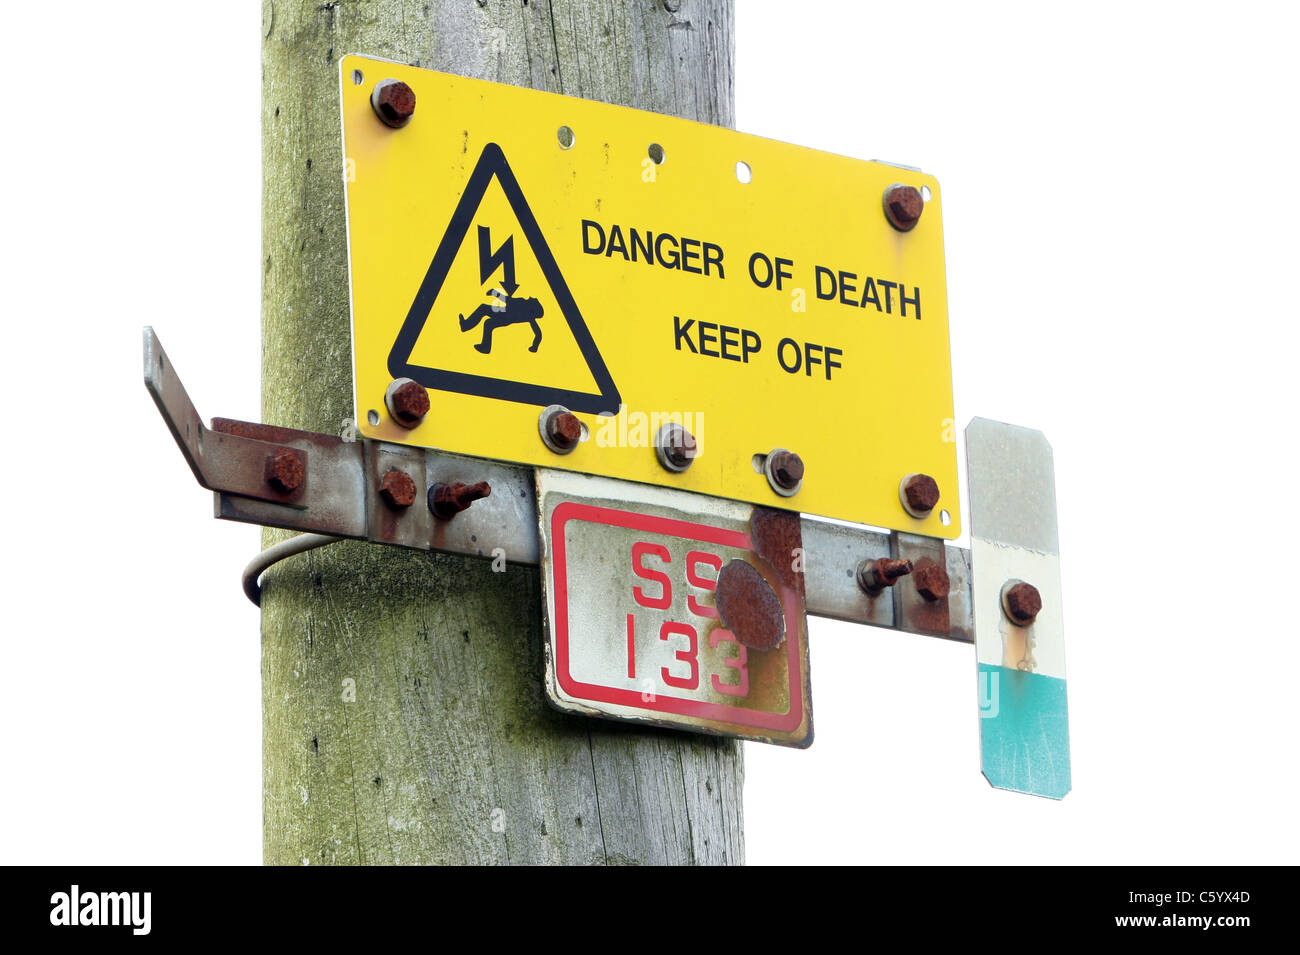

left=261, top=0, right=740, bottom=865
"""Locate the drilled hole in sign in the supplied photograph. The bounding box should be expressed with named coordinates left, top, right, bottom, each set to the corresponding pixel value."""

left=557, top=125, right=575, bottom=149
left=735, top=160, right=752, bottom=184
left=648, top=142, right=665, bottom=165
left=750, top=453, right=766, bottom=475
left=920, top=185, right=932, bottom=202
left=352, top=69, right=364, bottom=86
left=367, top=409, right=380, bottom=426
left=940, top=509, right=951, bottom=526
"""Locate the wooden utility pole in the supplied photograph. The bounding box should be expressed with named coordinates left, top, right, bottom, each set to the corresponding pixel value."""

left=260, top=1, right=740, bottom=864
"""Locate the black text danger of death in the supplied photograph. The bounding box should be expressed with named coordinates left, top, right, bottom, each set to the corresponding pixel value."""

left=580, top=219, right=926, bottom=382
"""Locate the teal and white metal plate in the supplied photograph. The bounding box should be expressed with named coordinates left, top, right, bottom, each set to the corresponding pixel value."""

left=967, top=418, right=1071, bottom=799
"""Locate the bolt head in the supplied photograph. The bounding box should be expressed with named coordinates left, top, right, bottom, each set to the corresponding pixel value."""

left=388, top=379, right=429, bottom=426
left=265, top=449, right=304, bottom=494
left=912, top=557, right=950, bottom=602
left=372, top=79, right=416, bottom=128
left=884, top=184, right=924, bottom=232
left=1003, top=581, right=1043, bottom=625
left=379, top=469, right=417, bottom=509
left=658, top=424, right=698, bottom=471
left=902, top=473, right=941, bottom=515
left=544, top=409, right=582, bottom=452
left=770, top=450, right=805, bottom=489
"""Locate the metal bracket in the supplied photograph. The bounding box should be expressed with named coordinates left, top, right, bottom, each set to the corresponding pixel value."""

left=144, top=329, right=1069, bottom=791
left=144, top=329, right=309, bottom=507
left=145, top=327, right=976, bottom=640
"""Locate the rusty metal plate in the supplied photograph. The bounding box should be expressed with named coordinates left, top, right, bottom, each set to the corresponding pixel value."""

left=536, top=470, right=813, bottom=747
left=341, top=56, right=960, bottom=538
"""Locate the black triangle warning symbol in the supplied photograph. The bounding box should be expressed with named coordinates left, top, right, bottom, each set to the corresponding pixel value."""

left=387, top=142, right=621, bottom=415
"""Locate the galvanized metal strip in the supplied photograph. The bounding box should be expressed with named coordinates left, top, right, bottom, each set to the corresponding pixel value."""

left=799, top=519, right=894, bottom=630
left=147, top=321, right=972, bottom=641
left=425, top=453, right=539, bottom=564
left=215, top=427, right=367, bottom=540
left=967, top=417, right=1070, bottom=799
left=364, top=442, right=432, bottom=549
left=892, top=531, right=968, bottom=642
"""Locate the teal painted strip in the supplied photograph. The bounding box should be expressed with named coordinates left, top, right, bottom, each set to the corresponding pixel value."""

left=978, top=663, right=1071, bottom=800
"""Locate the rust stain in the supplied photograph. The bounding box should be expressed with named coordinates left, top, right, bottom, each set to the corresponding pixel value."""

left=907, top=556, right=951, bottom=634
left=212, top=417, right=343, bottom=451
left=750, top=507, right=805, bottom=597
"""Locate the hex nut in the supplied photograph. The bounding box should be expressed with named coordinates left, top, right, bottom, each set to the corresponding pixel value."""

left=385, top=379, right=429, bottom=428
left=379, top=469, right=417, bottom=509
left=655, top=423, right=698, bottom=472
left=765, top=449, right=804, bottom=496
left=265, top=449, right=304, bottom=494
left=371, top=79, right=416, bottom=128
left=539, top=405, right=582, bottom=454
left=900, top=473, right=941, bottom=517
left=883, top=183, right=924, bottom=232
left=1002, top=580, right=1043, bottom=626
left=912, top=557, right=950, bottom=602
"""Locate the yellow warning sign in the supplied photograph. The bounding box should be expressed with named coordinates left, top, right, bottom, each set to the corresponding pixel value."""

left=341, top=56, right=961, bottom=538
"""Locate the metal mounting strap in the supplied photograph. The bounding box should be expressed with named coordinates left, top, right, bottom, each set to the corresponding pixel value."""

left=145, top=328, right=974, bottom=642
left=143, top=328, right=309, bottom=507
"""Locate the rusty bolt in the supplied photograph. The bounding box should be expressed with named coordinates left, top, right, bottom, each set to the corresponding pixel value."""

left=767, top=449, right=804, bottom=493
left=656, top=424, right=698, bottom=472
left=386, top=378, right=429, bottom=428
left=540, top=406, right=582, bottom=454
left=379, top=468, right=417, bottom=509
left=901, top=473, right=941, bottom=516
left=371, top=79, right=416, bottom=128
left=1002, top=581, right=1043, bottom=626
left=264, top=448, right=304, bottom=495
left=912, top=557, right=950, bottom=602
left=429, top=481, right=492, bottom=520
left=883, top=183, right=924, bottom=232
left=856, top=557, right=913, bottom=596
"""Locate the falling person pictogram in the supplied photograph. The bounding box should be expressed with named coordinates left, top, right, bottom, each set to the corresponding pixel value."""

left=459, top=288, right=544, bottom=354
left=386, top=146, right=621, bottom=415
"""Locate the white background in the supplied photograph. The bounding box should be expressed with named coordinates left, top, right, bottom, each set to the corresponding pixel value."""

left=1, top=1, right=1296, bottom=865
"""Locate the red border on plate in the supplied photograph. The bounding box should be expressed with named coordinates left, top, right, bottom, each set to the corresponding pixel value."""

left=551, top=501, right=804, bottom=732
